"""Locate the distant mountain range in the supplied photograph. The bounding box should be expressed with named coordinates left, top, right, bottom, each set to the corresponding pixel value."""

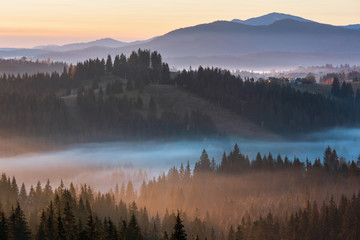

left=231, top=12, right=313, bottom=25
left=231, top=12, right=360, bottom=29
left=1, top=12, right=360, bottom=70
left=34, top=38, right=128, bottom=52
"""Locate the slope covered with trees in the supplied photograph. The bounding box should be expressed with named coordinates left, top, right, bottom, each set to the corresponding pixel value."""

left=0, top=146, right=360, bottom=239
left=174, top=67, right=360, bottom=134
left=0, top=50, right=214, bottom=140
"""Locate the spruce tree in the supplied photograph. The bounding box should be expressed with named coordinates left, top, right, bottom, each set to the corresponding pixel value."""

left=106, top=55, right=113, bottom=74
left=171, top=212, right=187, bottom=240
left=331, top=78, right=340, bottom=97
left=36, top=211, right=46, bottom=240
left=0, top=211, right=9, bottom=240
left=9, top=203, right=31, bottom=240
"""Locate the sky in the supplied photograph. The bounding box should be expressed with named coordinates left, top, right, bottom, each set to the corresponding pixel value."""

left=0, top=0, right=359, bottom=48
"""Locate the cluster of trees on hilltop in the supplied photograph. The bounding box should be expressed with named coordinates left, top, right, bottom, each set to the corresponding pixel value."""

left=105, top=50, right=170, bottom=90
left=76, top=86, right=215, bottom=138
left=174, top=67, right=360, bottom=133
left=331, top=78, right=360, bottom=103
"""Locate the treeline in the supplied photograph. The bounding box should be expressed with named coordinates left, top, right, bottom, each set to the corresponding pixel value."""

left=174, top=67, right=360, bottom=133
left=321, top=71, right=360, bottom=83
left=77, top=86, right=215, bottom=138
left=74, top=49, right=170, bottom=91
left=193, top=144, right=359, bottom=177
left=0, top=58, right=65, bottom=75
left=0, top=71, right=78, bottom=95
left=331, top=78, right=360, bottom=103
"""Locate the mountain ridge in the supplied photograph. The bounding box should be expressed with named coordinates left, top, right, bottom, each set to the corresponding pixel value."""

left=1, top=13, right=359, bottom=70
left=232, top=12, right=313, bottom=25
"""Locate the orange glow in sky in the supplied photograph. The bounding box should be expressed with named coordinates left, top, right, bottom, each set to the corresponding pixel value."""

left=1, top=0, right=359, bottom=47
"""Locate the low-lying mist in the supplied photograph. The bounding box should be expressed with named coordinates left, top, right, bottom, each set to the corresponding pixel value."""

left=0, top=127, right=359, bottom=191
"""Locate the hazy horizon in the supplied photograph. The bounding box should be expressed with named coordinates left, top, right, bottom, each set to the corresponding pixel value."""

left=1, top=0, right=359, bottom=48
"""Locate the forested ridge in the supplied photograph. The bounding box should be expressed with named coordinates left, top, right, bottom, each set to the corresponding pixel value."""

left=0, top=50, right=214, bottom=139
left=174, top=67, right=360, bottom=134
left=0, top=145, right=360, bottom=239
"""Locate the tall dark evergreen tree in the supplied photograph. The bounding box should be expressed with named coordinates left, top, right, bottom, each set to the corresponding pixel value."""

left=171, top=212, right=187, bottom=240
left=331, top=78, right=341, bottom=97
left=9, top=203, right=31, bottom=240
left=0, top=211, right=9, bottom=240
left=106, top=55, right=113, bottom=74
left=126, top=214, right=142, bottom=240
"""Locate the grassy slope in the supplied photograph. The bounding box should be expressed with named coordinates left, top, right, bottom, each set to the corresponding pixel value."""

left=145, top=84, right=282, bottom=140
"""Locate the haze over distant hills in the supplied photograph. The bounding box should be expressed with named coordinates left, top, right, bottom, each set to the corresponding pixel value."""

left=1, top=12, right=360, bottom=70
left=34, top=38, right=128, bottom=52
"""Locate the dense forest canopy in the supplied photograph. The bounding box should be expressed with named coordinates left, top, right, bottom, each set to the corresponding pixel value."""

left=0, top=145, right=360, bottom=239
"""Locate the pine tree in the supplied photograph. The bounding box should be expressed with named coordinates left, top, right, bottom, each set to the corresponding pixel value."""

left=0, top=211, right=9, bottom=240
left=194, top=149, right=211, bottom=173
left=46, top=202, right=56, bottom=240
left=126, top=214, right=142, bottom=240
left=160, top=63, right=171, bottom=84
left=36, top=211, right=46, bottom=240
left=171, top=212, right=187, bottom=240
left=9, top=203, right=31, bottom=240
left=105, top=55, right=113, bottom=74
left=86, top=213, right=96, bottom=240
left=63, top=201, right=76, bottom=240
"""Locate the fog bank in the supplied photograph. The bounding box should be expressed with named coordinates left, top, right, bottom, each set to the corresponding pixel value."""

left=0, top=128, right=359, bottom=191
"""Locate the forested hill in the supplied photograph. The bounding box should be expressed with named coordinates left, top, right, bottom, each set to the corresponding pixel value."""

left=1, top=50, right=360, bottom=143
left=174, top=67, right=360, bottom=134
left=0, top=50, right=216, bottom=141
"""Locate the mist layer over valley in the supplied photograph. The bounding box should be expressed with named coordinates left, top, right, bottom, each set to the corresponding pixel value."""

left=0, top=127, right=359, bottom=191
